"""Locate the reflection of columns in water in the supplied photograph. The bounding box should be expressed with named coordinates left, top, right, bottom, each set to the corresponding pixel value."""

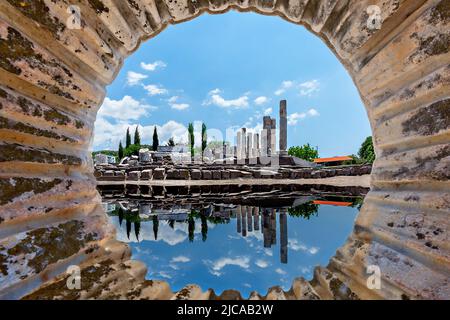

left=263, top=209, right=271, bottom=248
left=241, top=205, right=247, bottom=237
left=253, top=207, right=259, bottom=231
left=247, top=206, right=253, bottom=232
left=236, top=205, right=242, bottom=234
left=271, top=209, right=277, bottom=245
left=280, top=209, right=288, bottom=264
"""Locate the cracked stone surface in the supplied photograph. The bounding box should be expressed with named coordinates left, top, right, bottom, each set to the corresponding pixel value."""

left=0, top=0, right=449, bottom=300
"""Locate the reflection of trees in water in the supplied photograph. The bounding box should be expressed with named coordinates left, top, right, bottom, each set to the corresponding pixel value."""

left=288, top=203, right=319, bottom=219
left=188, top=216, right=195, bottom=242
left=152, top=215, right=159, bottom=240
left=200, top=215, right=208, bottom=242
left=350, top=197, right=364, bottom=211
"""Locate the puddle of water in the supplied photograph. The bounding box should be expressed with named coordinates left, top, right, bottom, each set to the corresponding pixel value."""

left=103, top=187, right=364, bottom=297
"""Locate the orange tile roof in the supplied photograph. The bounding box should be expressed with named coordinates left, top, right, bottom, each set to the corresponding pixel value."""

left=313, top=200, right=353, bottom=207
left=313, top=156, right=352, bottom=163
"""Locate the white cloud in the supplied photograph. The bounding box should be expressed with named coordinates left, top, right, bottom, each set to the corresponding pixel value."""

left=143, top=84, right=168, bottom=96
left=275, top=79, right=320, bottom=97
left=299, top=80, right=320, bottom=96
left=97, top=96, right=156, bottom=121
left=204, top=256, right=250, bottom=276
left=254, top=96, right=269, bottom=105
left=140, top=60, right=166, bottom=71
left=288, top=239, right=319, bottom=254
left=126, top=71, right=148, bottom=86
left=203, top=88, right=249, bottom=109
left=93, top=118, right=188, bottom=151
left=275, top=80, right=294, bottom=96
left=168, top=96, right=190, bottom=110
left=171, top=256, right=190, bottom=263
left=263, top=107, right=273, bottom=116
left=255, top=259, right=269, bottom=268
left=287, top=108, right=319, bottom=125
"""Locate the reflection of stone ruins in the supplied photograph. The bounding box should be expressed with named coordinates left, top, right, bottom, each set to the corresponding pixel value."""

left=0, top=1, right=448, bottom=300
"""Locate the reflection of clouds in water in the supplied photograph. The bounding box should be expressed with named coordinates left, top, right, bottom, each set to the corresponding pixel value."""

left=288, top=239, right=319, bottom=254
left=255, top=259, right=269, bottom=268
left=171, top=255, right=190, bottom=263
left=275, top=268, right=286, bottom=275
left=203, top=256, right=250, bottom=276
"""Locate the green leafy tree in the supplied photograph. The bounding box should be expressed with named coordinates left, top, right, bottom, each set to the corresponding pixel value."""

left=168, top=137, right=175, bottom=147
left=201, top=123, right=207, bottom=161
left=134, top=126, right=141, bottom=146
left=358, top=136, right=375, bottom=164
left=123, top=144, right=141, bottom=157
left=152, top=126, right=159, bottom=151
left=188, top=122, right=194, bottom=162
left=118, top=141, right=124, bottom=161
left=288, top=143, right=319, bottom=162
left=200, top=214, right=208, bottom=242
left=126, top=127, right=131, bottom=148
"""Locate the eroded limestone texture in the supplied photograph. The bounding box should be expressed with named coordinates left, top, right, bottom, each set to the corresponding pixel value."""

left=0, top=0, right=449, bottom=299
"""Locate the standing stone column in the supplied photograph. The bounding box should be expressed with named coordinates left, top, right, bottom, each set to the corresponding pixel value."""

left=247, top=132, right=253, bottom=159
left=253, top=207, right=259, bottom=231
left=260, top=129, right=268, bottom=157
left=254, top=133, right=260, bottom=158
left=236, top=131, right=242, bottom=160
left=247, top=206, right=253, bottom=232
left=270, top=118, right=276, bottom=155
left=240, top=128, right=247, bottom=159
left=279, top=100, right=287, bottom=156
left=263, top=116, right=272, bottom=156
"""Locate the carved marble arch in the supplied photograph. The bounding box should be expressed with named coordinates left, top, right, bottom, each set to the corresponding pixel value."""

left=0, top=0, right=448, bottom=299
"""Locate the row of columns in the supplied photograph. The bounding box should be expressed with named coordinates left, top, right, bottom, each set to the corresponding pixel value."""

left=235, top=100, right=287, bottom=159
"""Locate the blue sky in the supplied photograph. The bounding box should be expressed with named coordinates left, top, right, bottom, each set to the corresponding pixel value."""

left=93, top=11, right=371, bottom=157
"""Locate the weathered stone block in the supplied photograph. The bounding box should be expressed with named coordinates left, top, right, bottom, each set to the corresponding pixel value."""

left=140, top=170, right=152, bottom=180
left=221, top=170, right=230, bottom=179
left=179, top=169, right=190, bottom=180
left=153, top=168, right=165, bottom=180
left=128, top=171, right=140, bottom=181
left=229, top=170, right=241, bottom=179
left=212, top=170, right=221, bottom=180
left=190, top=169, right=201, bottom=180
left=166, top=169, right=179, bottom=180
left=202, top=170, right=212, bottom=180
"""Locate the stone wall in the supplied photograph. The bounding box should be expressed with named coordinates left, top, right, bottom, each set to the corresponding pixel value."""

left=95, top=164, right=372, bottom=181
left=0, top=0, right=449, bottom=300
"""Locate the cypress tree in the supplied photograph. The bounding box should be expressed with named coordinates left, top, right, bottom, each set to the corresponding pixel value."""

left=152, top=126, right=159, bottom=151
left=134, top=126, right=141, bottom=146
left=118, top=141, right=124, bottom=161
left=188, top=122, right=194, bottom=162
left=125, top=127, right=131, bottom=148
left=201, top=123, right=207, bottom=161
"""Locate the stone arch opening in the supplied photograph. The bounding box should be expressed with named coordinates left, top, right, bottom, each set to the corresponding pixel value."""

left=0, top=1, right=448, bottom=300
